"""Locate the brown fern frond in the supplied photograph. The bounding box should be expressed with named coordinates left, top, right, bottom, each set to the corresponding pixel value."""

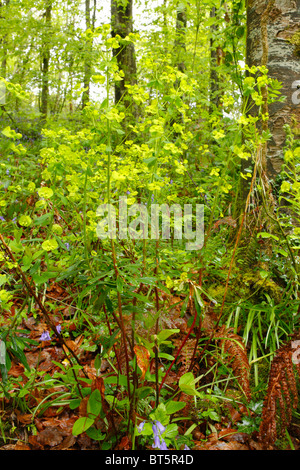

left=173, top=337, right=198, bottom=375
left=258, top=342, right=299, bottom=449
left=215, top=326, right=251, bottom=401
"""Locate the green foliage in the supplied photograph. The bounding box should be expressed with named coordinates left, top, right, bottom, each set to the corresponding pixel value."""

left=0, top=0, right=299, bottom=451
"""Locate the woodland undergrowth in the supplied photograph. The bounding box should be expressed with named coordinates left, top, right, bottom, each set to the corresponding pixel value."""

left=0, top=28, right=300, bottom=451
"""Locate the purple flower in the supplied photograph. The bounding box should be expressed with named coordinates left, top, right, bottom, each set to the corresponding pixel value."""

left=40, top=331, right=51, bottom=341
left=184, top=445, right=190, bottom=450
left=159, top=439, right=168, bottom=450
left=56, top=324, right=61, bottom=334
left=137, top=421, right=145, bottom=433
left=155, top=421, right=166, bottom=434
left=65, top=242, right=70, bottom=250
left=152, top=421, right=167, bottom=449
left=0, top=216, right=5, bottom=222
left=152, top=434, right=161, bottom=449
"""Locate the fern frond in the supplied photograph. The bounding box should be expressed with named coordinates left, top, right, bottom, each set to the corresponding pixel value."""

left=215, top=326, right=251, bottom=401
left=258, top=341, right=299, bottom=448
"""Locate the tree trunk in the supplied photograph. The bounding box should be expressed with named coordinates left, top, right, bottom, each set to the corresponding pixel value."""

left=82, top=0, right=96, bottom=108
left=111, top=0, right=137, bottom=110
left=40, top=0, right=52, bottom=125
left=235, top=0, right=300, bottom=220
left=174, top=2, right=187, bottom=73
left=209, top=7, right=220, bottom=111
left=246, top=0, right=300, bottom=179
left=0, top=0, right=10, bottom=109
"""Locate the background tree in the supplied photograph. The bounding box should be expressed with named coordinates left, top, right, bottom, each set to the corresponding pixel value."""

left=111, top=0, right=137, bottom=111
left=246, top=0, right=300, bottom=179
left=40, top=0, right=52, bottom=125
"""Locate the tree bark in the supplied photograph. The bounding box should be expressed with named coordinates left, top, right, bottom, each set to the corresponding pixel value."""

left=111, top=0, right=137, bottom=109
left=174, top=2, right=187, bottom=73
left=209, top=7, right=220, bottom=111
left=246, top=0, right=300, bottom=179
left=40, top=0, right=52, bottom=125
left=82, top=0, right=96, bottom=108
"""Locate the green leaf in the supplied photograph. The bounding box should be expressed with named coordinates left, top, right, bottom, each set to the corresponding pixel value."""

left=150, top=403, right=169, bottom=426
left=165, top=400, right=186, bottom=415
left=85, top=427, right=105, bottom=441
left=163, top=423, right=178, bottom=439
left=116, top=276, right=123, bottom=293
left=69, top=398, right=81, bottom=410
left=156, top=329, right=179, bottom=343
left=87, top=389, right=102, bottom=418
left=178, top=372, right=200, bottom=397
left=158, top=352, right=175, bottom=360
left=72, top=417, right=95, bottom=436
left=257, top=232, right=279, bottom=241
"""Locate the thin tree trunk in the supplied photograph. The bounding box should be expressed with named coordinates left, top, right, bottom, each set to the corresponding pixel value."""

left=174, top=2, right=187, bottom=73
left=82, top=0, right=96, bottom=108
left=111, top=0, right=137, bottom=110
left=0, top=0, right=10, bottom=109
left=40, top=0, right=52, bottom=125
left=209, top=7, right=220, bottom=110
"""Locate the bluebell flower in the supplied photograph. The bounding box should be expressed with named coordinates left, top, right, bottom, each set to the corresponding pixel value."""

left=0, top=216, right=5, bottom=222
left=159, top=439, right=168, bottom=450
left=152, top=433, right=161, bottom=449
left=137, top=421, right=145, bottom=433
left=184, top=445, right=190, bottom=450
left=40, top=331, right=51, bottom=341
left=56, top=324, right=61, bottom=334
left=65, top=242, right=70, bottom=250
left=152, top=421, right=167, bottom=449
left=155, top=421, right=166, bottom=433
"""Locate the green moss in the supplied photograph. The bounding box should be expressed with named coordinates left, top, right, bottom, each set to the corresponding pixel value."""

left=290, top=32, right=300, bottom=56
left=206, top=268, right=282, bottom=308
left=290, top=32, right=300, bottom=45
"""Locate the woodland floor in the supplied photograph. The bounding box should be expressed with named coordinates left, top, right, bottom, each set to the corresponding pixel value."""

left=1, top=279, right=300, bottom=451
